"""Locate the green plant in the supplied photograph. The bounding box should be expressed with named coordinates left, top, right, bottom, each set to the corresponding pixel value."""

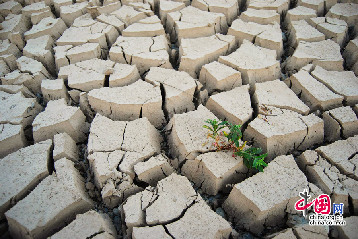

left=203, top=119, right=268, bottom=172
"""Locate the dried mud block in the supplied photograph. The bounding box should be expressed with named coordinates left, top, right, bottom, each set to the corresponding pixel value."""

left=323, top=106, right=358, bottom=143
left=41, top=79, right=68, bottom=103
left=297, top=0, right=325, bottom=16
left=109, top=5, right=146, bottom=27
left=179, top=34, right=235, bottom=78
left=88, top=81, right=165, bottom=127
left=68, top=89, right=81, bottom=104
left=145, top=67, right=197, bottom=118
left=166, top=105, right=218, bottom=163
left=9, top=32, right=25, bottom=50
left=125, top=2, right=154, bottom=16
left=254, top=79, right=310, bottom=115
left=22, top=2, right=50, bottom=19
left=159, top=0, right=185, bottom=24
left=199, top=61, right=241, bottom=94
left=53, top=45, right=71, bottom=71
left=285, top=40, right=343, bottom=73
left=96, top=14, right=125, bottom=32
left=87, top=148, right=149, bottom=206
left=165, top=201, right=232, bottom=239
left=0, top=1, right=21, bottom=18
left=0, top=92, right=42, bottom=127
left=285, top=6, right=316, bottom=27
left=343, top=37, right=358, bottom=69
left=2, top=70, right=44, bottom=94
left=87, top=115, right=161, bottom=183
left=298, top=150, right=358, bottom=214
left=326, top=3, right=358, bottom=27
left=109, top=63, right=140, bottom=87
left=132, top=226, right=172, bottom=239
left=0, top=85, right=35, bottom=98
left=288, top=20, right=325, bottom=48
left=55, top=43, right=102, bottom=69
left=223, top=155, right=308, bottom=235
left=191, top=0, right=238, bottom=25
left=16, top=57, right=51, bottom=93
left=56, top=15, right=119, bottom=49
left=206, top=85, right=252, bottom=126
left=123, top=174, right=231, bottom=238
left=88, top=0, right=122, bottom=17
left=228, top=19, right=283, bottom=59
left=122, top=15, right=165, bottom=37
left=23, top=35, right=56, bottom=75
left=0, top=54, right=17, bottom=72
left=31, top=9, right=54, bottom=25
left=109, top=35, right=171, bottom=75
left=335, top=216, right=358, bottom=239
left=17, top=55, right=51, bottom=80
left=246, top=0, right=289, bottom=14
left=166, top=6, right=228, bottom=43
left=32, top=99, right=88, bottom=143
left=79, top=92, right=96, bottom=121
left=53, top=0, right=72, bottom=16
left=182, top=151, right=247, bottom=195
left=53, top=133, right=78, bottom=162
left=49, top=210, right=116, bottom=239
left=60, top=2, right=88, bottom=26
left=5, top=158, right=93, bottom=239
left=316, top=136, right=358, bottom=180
left=240, top=8, right=280, bottom=25
left=24, top=17, right=67, bottom=41
left=0, top=39, right=21, bottom=59
left=0, top=14, right=30, bottom=40
left=88, top=150, right=126, bottom=189
left=308, top=17, right=348, bottom=47
left=0, top=59, right=10, bottom=77
left=219, top=40, right=280, bottom=86
left=88, top=114, right=161, bottom=156
left=244, top=107, right=324, bottom=160
left=134, top=154, right=174, bottom=186
left=288, top=69, right=344, bottom=111
left=0, top=140, right=52, bottom=218
left=58, top=59, right=115, bottom=92
left=0, top=124, right=26, bottom=159
left=311, top=66, right=358, bottom=106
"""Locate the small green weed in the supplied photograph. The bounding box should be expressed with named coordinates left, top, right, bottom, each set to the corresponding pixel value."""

left=203, top=119, right=268, bottom=172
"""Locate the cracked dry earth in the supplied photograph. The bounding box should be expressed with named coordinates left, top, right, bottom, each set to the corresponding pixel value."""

left=1, top=0, right=358, bottom=239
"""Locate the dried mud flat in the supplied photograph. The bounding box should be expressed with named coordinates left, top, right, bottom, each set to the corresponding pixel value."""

left=1, top=0, right=358, bottom=238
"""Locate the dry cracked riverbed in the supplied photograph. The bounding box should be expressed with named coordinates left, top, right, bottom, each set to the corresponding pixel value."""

left=1, top=0, right=358, bottom=238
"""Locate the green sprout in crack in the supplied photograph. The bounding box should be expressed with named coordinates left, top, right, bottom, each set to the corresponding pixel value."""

left=203, top=119, right=268, bottom=172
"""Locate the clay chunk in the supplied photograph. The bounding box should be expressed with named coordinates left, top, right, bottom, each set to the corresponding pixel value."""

left=109, top=35, right=172, bottom=75
left=244, top=106, right=324, bottom=160
left=178, top=34, right=236, bottom=78
left=285, top=40, right=343, bottom=72
left=166, top=6, right=228, bottom=43
left=5, top=158, right=93, bottom=239
left=32, top=99, right=88, bottom=143
left=206, top=85, right=252, bottom=126
left=88, top=80, right=165, bottom=128
left=223, top=155, right=309, bottom=235
left=182, top=151, right=247, bottom=195
left=0, top=140, right=52, bottom=219
left=49, top=210, right=116, bottom=239
left=123, top=174, right=232, bottom=238
left=219, top=40, right=280, bottom=86
left=166, top=105, right=218, bottom=163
